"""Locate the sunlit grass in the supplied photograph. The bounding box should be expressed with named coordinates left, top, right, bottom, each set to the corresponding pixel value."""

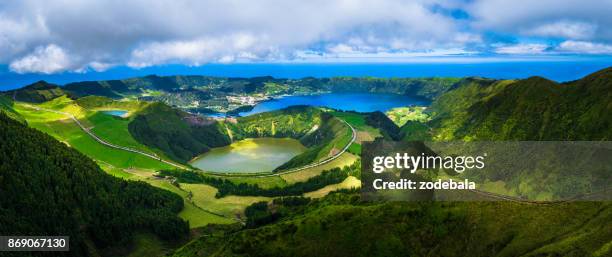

left=304, top=176, right=361, bottom=198
left=181, top=183, right=271, bottom=219
left=281, top=152, right=358, bottom=184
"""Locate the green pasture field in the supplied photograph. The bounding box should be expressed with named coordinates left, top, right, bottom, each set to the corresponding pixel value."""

left=281, top=152, right=358, bottom=184
left=13, top=100, right=173, bottom=170
left=181, top=183, right=272, bottom=219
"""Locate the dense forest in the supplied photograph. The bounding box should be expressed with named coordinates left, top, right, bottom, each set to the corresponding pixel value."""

left=0, top=112, right=189, bottom=256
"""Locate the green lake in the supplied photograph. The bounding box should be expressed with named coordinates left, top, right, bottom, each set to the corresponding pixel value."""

left=189, top=138, right=306, bottom=173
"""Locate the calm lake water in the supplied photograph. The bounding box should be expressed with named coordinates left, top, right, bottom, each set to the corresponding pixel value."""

left=190, top=138, right=306, bottom=173
left=239, top=92, right=428, bottom=116
left=102, top=110, right=128, bottom=117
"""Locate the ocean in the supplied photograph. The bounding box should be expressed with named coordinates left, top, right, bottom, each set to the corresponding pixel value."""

left=1, top=60, right=611, bottom=90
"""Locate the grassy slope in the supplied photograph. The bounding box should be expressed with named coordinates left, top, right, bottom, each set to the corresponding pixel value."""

left=88, top=112, right=157, bottom=153
left=13, top=96, right=352, bottom=229
left=332, top=111, right=381, bottom=142
left=280, top=152, right=358, bottom=183
left=385, top=106, right=429, bottom=127
left=428, top=69, right=612, bottom=141
left=422, top=70, right=612, bottom=199
left=0, top=95, right=25, bottom=123
left=174, top=193, right=611, bottom=257
left=7, top=80, right=65, bottom=103
left=275, top=111, right=354, bottom=171
left=12, top=96, right=172, bottom=170
left=97, top=160, right=236, bottom=228
left=181, top=183, right=272, bottom=219
left=304, top=176, right=361, bottom=198
left=227, top=106, right=350, bottom=171
left=145, top=179, right=235, bottom=228
left=173, top=68, right=612, bottom=257
left=128, top=102, right=231, bottom=163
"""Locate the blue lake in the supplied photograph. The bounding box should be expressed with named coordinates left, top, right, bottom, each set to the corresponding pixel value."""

left=102, top=110, right=128, bottom=117
left=239, top=92, right=429, bottom=116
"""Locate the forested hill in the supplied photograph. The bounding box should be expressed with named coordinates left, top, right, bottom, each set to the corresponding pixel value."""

left=128, top=103, right=351, bottom=168
left=171, top=68, right=612, bottom=257
left=426, top=67, right=612, bottom=141
left=0, top=112, right=189, bottom=256
left=4, top=75, right=459, bottom=101
left=62, top=75, right=458, bottom=99
left=5, top=80, right=65, bottom=103
left=173, top=192, right=612, bottom=257
left=128, top=102, right=231, bottom=163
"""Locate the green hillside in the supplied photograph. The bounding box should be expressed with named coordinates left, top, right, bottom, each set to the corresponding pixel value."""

left=0, top=95, right=24, bottom=122
left=0, top=111, right=188, bottom=256
left=227, top=105, right=323, bottom=140
left=9, top=95, right=173, bottom=171
left=324, top=77, right=460, bottom=99
left=277, top=112, right=353, bottom=171
left=2, top=68, right=610, bottom=257
left=225, top=106, right=352, bottom=171
left=61, top=75, right=458, bottom=99
left=128, top=102, right=231, bottom=162
left=5, top=80, right=66, bottom=103
left=174, top=192, right=611, bottom=257
left=128, top=104, right=352, bottom=170
left=427, top=68, right=612, bottom=140
left=172, top=68, right=612, bottom=257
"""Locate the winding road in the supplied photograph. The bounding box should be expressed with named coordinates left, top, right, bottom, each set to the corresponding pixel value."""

left=20, top=103, right=189, bottom=170
left=21, top=103, right=601, bottom=205
left=22, top=103, right=356, bottom=177
left=204, top=119, right=357, bottom=178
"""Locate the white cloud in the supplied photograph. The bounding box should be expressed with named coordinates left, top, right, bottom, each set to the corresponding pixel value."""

left=524, top=20, right=596, bottom=40
left=1, top=0, right=611, bottom=73
left=0, top=0, right=479, bottom=71
left=296, top=47, right=477, bottom=62
left=556, top=41, right=612, bottom=54
left=88, top=61, right=113, bottom=72
left=127, top=34, right=275, bottom=68
left=466, top=0, right=612, bottom=40
left=494, top=43, right=549, bottom=54
left=9, top=44, right=73, bottom=74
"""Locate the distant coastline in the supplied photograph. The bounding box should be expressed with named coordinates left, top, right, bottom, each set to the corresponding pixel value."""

left=3, top=60, right=612, bottom=90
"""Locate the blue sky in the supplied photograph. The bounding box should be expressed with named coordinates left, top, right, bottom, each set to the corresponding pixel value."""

left=1, top=0, right=612, bottom=88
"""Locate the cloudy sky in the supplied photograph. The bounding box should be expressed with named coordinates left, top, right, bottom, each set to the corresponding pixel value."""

left=1, top=0, right=612, bottom=75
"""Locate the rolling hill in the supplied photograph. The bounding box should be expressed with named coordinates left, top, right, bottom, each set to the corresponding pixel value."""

left=172, top=67, right=612, bottom=257
left=127, top=103, right=353, bottom=170
left=4, top=80, right=66, bottom=103
left=128, top=102, right=232, bottom=163
left=427, top=68, right=612, bottom=141
left=173, top=192, right=612, bottom=257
